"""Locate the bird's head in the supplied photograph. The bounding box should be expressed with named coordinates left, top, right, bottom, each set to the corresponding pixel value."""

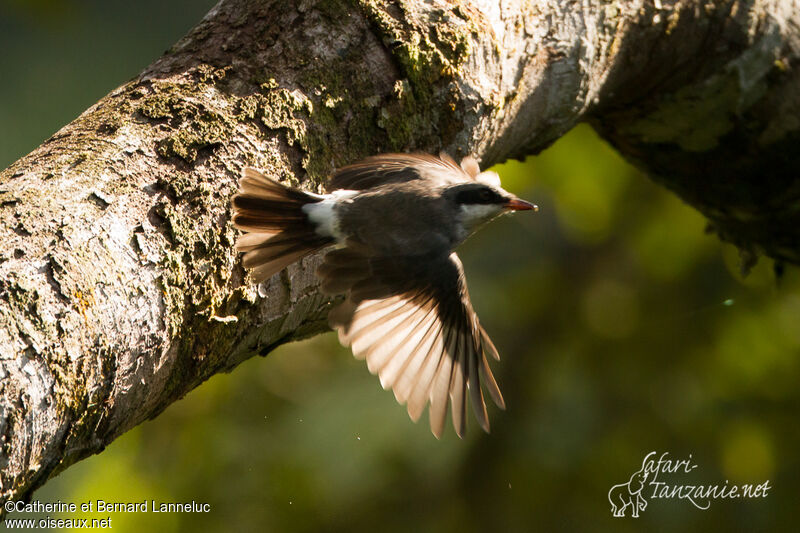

left=444, top=181, right=537, bottom=234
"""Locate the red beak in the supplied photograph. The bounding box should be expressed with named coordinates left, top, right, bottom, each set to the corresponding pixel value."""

left=503, top=198, right=537, bottom=211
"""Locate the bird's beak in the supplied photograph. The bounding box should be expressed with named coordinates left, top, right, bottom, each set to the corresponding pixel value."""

left=503, top=197, right=538, bottom=211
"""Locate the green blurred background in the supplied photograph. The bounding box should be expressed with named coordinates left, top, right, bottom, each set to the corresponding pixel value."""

left=2, top=1, right=798, bottom=531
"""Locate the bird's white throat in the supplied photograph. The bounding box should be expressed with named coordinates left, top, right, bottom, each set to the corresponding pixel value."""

left=457, top=203, right=504, bottom=235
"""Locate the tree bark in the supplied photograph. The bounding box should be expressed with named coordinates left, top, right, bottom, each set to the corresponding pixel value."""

left=1, top=0, right=797, bottom=504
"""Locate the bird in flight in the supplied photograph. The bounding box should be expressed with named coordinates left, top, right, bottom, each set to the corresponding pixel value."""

left=231, top=153, right=536, bottom=438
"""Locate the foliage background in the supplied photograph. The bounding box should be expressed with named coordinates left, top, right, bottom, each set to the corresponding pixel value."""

left=2, top=1, right=798, bottom=531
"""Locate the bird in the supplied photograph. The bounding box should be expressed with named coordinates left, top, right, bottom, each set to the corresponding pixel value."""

left=231, top=152, right=536, bottom=438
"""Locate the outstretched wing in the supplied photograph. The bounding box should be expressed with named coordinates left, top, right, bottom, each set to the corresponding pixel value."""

left=320, top=246, right=505, bottom=438
left=327, top=152, right=477, bottom=192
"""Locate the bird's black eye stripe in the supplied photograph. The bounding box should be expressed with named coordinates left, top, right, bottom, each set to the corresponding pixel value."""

left=455, top=187, right=502, bottom=205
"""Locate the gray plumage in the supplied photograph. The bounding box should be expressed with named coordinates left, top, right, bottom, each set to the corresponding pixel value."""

left=231, top=153, right=535, bottom=438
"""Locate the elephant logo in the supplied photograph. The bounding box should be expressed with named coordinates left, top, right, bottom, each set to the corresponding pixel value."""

left=608, top=466, right=649, bottom=517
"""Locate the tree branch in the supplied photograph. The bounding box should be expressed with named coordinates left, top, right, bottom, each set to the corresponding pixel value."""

left=1, top=0, right=796, bottom=503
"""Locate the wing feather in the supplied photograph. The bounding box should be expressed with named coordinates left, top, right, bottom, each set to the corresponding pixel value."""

left=449, top=332, right=467, bottom=438
left=324, top=249, right=505, bottom=438
left=480, top=353, right=505, bottom=410
left=341, top=298, right=406, bottom=346
left=404, top=324, right=445, bottom=422
left=468, top=344, right=490, bottom=432
left=327, top=153, right=475, bottom=192
left=376, top=304, right=437, bottom=387
left=371, top=315, right=427, bottom=379
left=480, top=326, right=501, bottom=361
left=389, top=308, right=439, bottom=399
left=350, top=302, right=419, bottom=356
left=428, top=326, right=456, bottom=439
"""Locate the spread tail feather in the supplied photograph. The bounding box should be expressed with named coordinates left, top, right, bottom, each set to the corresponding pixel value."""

left=232, top=168, right=333, bottom=283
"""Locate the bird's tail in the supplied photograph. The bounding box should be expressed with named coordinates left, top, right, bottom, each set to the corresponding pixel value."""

left=231, top=168, right=333, bottom=283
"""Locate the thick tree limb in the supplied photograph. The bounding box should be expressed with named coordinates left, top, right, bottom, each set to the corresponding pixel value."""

left=1, top=0, right=797, bottom=503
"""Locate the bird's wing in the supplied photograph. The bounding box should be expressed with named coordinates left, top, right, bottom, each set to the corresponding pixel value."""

left=320, top=246, right=505, bottom=438
left=327, top=152, right=474, bottom=192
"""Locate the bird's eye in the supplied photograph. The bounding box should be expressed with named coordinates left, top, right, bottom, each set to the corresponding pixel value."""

left=455, top=187, right=498, bottom=205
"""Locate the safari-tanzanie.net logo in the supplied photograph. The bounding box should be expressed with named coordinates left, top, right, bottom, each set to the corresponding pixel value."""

left=608, top=451, right=771, bottom=518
